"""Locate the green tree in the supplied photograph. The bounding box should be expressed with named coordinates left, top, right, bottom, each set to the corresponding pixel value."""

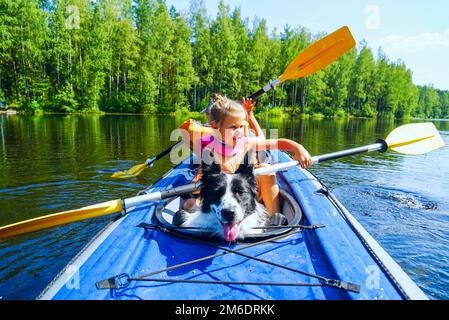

left=247, top=18, right=270, bottom=97
left=230, top=6, right=250, bottom=99
left=164, top=7, right=196, bottom=111
left=348, top=42, right=376, bottom=117
left=0, top=0, right=49, bottom=110
left=262, top=28, right=282, bottom=110
left=188, top=0, right=212, bottom=110
left=153, top=2, right=174, bottom=111
left=373, top=50, right=390, bottom=116
left=439, top=90, right=449, bottom=118
left=102, top=0, right=140, bottom=112
left=392, top=63, right=418, bottom=118
left=280, top=26, right=311, bottom=113
left=133, top=0, right=159, bottom=112
left=415, top=85, right=440, bottom=118
left=209, top=0, right=239, bottom=95
left=323, top=48, right=356, bottom=115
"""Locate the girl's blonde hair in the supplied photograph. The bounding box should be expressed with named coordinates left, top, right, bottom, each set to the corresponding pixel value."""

left=206, top=94, right=246, bottom=126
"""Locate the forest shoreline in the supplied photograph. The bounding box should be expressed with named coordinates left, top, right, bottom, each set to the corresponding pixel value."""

left=2, top=107, right=439, bottom=122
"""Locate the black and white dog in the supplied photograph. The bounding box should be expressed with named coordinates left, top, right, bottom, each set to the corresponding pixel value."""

left=173, top=151, right=269, bottom=242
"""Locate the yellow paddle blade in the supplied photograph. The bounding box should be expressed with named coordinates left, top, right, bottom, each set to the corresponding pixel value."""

left=386, top=123, right=445, bottom=155
left=0, top=199, right=123, bottom=240
left=111, top=162, right=147, bottom=179
left=280, top=26, right=356, bottom=82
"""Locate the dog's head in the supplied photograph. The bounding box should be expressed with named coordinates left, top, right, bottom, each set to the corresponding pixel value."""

left=200, top=151, right=258, bottom=241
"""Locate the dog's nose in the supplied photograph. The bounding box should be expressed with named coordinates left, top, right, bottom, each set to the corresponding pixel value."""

left=221, top=209, right=236, bottom=222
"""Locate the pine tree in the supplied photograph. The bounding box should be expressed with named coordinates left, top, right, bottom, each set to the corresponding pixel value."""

left=103, top=0, right=139, bottom=112
left=189, top=0, right=212, bottom=110
left=209, top=0, right=239, bottom=96
left=248, top=18, right=270, bottom=100
left=280, top=26, right=311, bottom=113
left=439, top=90, right=449, bottom=118
left=323, top=47, right=356, bottom=114
left=230, top=7, right=250, bottom=99
left=165, top=7, right=196, bottom=111
left=348, top=42, right=376, bottom=116
left=0, top=0, right=49, bottom=110
left=393, top=62, right=418, bottom=118
left=153, top=1, right=175, bottom=112
left=263, top=28, right=282, bottom=110
left=373, top=49, right=390, bottom=116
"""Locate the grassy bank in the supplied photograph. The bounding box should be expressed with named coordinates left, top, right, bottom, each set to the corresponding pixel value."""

left=4, top=105, right=424, bottom=122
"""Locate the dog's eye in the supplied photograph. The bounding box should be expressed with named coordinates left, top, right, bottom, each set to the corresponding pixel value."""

left=232, top=186, right=245, bottom=195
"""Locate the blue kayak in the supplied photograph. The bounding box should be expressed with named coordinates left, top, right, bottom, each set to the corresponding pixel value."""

left=37, top=151, right=428, bottom=300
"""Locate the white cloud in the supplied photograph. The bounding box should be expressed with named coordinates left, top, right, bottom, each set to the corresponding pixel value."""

left=377, top=29, right=449, bottom=55
left=370, top=29, right=449, bottom=89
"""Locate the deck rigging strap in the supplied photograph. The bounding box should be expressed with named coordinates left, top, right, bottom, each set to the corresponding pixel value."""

left=131, top=278, right=324, bottom=287
left=307, top=169, right=412, bottom=300
left=96, top=224, right=360, bottom=293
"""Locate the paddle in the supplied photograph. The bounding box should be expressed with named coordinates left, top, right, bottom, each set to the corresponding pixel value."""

left=249, top=26, right=355, bottom=100
left=111, top=26, right=356, bottom=179
left=111, top=141, right=183, bottom=179
left=0, top=122, right=443, bottom=240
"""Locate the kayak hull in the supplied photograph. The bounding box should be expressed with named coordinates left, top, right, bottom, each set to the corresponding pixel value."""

left=38, top=151, right=427, bottom=300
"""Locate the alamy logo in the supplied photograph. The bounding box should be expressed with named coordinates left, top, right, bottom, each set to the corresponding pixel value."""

left=168, top=128, right=279, bottom=165
left=65, top=264, right=80, bottom=290
left=365, top=5, right=381, bottom=30
left=365, top=265, right=380, bottom=289
left=66, top=5, right=80, bottom=30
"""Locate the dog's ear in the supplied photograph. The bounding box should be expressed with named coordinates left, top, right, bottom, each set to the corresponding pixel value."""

left=236, top=149, right=254, bottom=176
left=201, top=150, right=221, bottom=175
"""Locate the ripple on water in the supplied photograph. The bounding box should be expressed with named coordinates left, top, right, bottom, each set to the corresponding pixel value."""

left=333, top=184, right=449, bottom=299
left=358, top=185, right=439, bottom=210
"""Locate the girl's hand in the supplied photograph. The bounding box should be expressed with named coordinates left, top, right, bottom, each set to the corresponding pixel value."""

left=242, top=98, right=256, bottom=114
left=293, top=144, right=313, bottom=169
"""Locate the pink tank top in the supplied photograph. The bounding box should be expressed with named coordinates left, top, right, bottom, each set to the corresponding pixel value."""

left=200, top=135, right=248, bottom=157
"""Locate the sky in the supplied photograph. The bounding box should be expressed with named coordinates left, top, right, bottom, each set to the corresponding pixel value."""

left=165, top=0, right=449, bottom=90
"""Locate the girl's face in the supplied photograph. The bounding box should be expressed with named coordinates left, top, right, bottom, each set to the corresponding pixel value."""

left=216, top=113, right=246, bottom=147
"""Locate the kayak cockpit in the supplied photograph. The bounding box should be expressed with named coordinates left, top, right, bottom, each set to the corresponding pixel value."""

left=154, top=190, right=303, bottom=243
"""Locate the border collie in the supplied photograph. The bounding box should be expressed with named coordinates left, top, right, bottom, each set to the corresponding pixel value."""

left=173, top=151, right=269, bottom=242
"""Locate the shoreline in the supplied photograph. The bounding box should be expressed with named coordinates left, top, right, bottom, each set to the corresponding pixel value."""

left=0, top=110, right=18, bottom=115
left=2, top=111, right=447, bottom=122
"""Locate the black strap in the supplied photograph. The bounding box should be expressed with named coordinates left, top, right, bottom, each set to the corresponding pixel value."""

left=96, top=224, right=360, bottom=293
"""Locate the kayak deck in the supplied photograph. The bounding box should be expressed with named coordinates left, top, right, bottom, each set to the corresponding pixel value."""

left=38, top=152, right=427, bottom=300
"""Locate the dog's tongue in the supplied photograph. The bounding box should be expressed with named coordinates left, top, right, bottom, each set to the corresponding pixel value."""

left=223, top=222, right=239, bottom=242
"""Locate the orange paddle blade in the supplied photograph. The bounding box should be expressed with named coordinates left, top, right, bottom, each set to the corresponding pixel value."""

left=280, top=26, right=356, bottom=82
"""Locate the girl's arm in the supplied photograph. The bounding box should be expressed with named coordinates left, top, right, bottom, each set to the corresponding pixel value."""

left=242, top=98, right=265, bottom=138
left=248, top=112, right=265, bottom=138
left=250, top=138, right=313, bottom=169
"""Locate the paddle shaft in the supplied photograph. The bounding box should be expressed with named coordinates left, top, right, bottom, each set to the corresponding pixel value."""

left=125, top=182, right=202, bottom=208
left=123, top=140, right=388, bottom=209
left=248, top=79, right=281, bottom=100
left=256, top=142, right=388, bottom=175
left=146, top=141, right=183, bottom=167
left=313, top=140, right=387, bottom=163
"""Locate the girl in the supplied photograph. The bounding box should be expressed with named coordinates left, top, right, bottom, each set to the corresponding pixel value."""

left=183, top=94, right=312, bottom=216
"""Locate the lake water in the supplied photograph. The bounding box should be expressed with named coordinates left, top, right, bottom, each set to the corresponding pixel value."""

left=0, top=114, right=448, bottom=300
